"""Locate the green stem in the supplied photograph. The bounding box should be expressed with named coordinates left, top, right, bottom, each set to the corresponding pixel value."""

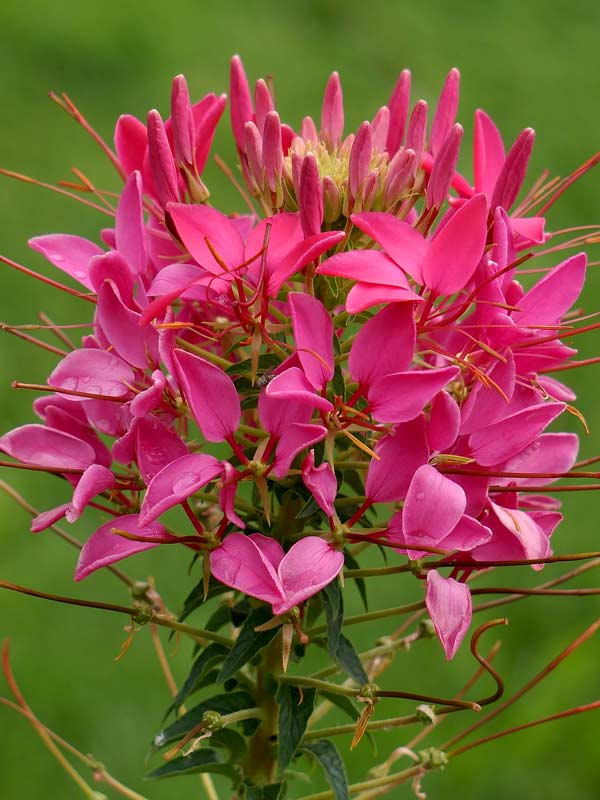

left=305, top=602, right=425, bottom=637
left=296, top=765, right=421, bottom=800
left=277, top=675, right=357, bottom=697
left=304, top=713, right=420, bottom=741
left=175, top=338, right=232, bottom=370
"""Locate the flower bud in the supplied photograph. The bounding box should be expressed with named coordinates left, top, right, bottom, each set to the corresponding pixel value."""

left=323, top=175, right=341, bottom=223
left=262, top=111, right=283, bottom=196
left=321, top=71, right=344, bottom=149
left=349, top=121, right=373, bottom=203
left=426, top=123, right=463, bottom=209
left=254, top=78, right=274, bottom=135
left=147, top=109, right=179, bottom=206
left=386, top=68, right=411, bottom=155
left=406, top=99, right=428, bottom=164
left=170, top=74, right=195, bottom=166
left=299, top=153, right=323, bottom=237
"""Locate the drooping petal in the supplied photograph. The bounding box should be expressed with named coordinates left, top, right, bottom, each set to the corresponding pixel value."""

left=139, top=453, right=222, bottom=525
left=258, top=391, right=312, bottom=439
left=301, top=450, right=337, bottom=517
left=265, top=368, right=333, bottom=413
left=421, top=194, right=487, bottom=294
left=0, top=425, right=95, bottom=471
left=130, top=370, right=167, bottom=418
left=289, top=293, right=334, bottom=390
left=267, top=229, right=345, bottom=296
left=48, top=349, right=135, bottom=399
left=96, top=282, right=158, bottom=369
left=425, top=571, right=472, bottom=659
left=75, top=514, right=172, bottom=580
left=173, top=349, right=241, bottom=443
left=404, top=465, right=466, bottom=542
left=273, top=423, right=328, bottom=479
left=66, top=464, right=116, bottom=522
left=349, top=303, right=416, bottom=389
left=135, top=416, right=189, bottom=484
left=369, top=366, right=460, bottom=423
left=29, top=234, right=102, bottom=290
left=460, top=353, right=515, bottom=435
left=43, top=404, right=112, bottom=468
left=31, top=504, right=70, bottom=533
left=276, top=538, right=344, bottom=615
left=209, top=532, right=285, bottom=608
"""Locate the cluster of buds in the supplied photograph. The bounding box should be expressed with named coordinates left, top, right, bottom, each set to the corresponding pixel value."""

left=1, top=55, right=600, bottom=798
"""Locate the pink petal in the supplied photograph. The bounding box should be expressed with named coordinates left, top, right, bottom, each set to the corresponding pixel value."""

left=0, top=424, right=95, bottom=471
left=173, top=349, right=241, bottom=443
left=267, top=230, right=345, bottom=296
left=366, top=418, right=429, bottom=502
left=427, top=123, right=463, bottom=209
left=265, top=368, right=333, bottom=413
left=139, top=453, right=222, bottom=525
left=49, top=349, right=135, bottom=399
left=369, top=366, right=460, bottom=423
left=318, top=249, right=412, bottom=288
left=404, top=465, right=466, bottom=542
left=428, top=391, right=460, bottom=451
left=135, top=416, right=189, bottom=484
left=460, top=353, right=515, bottom=435
left=31, top=504, right=69, bottom=533
left=490, top=128, right=535, bottom=212
left=130, top=370, right=167, bottom=418
left=289, top=293, right=334, bottom=390
left=209, top=532, right=285, bottom=608
left=66, top=464, right=116, bottom=522
left=438, top=514, right=492, bottom=552
left=496, top=433, right=578, bottom=487
left=349, top=303, right=416, bottom=389
left=301, top=450, right=337, bottom=517
left=425, top=571, right=472, bottom=659
left=230, top=55, right=254, bottom=152
left=276, top=538, right=344, bottom=615
left=248, top=533, right=285, bottom=570
left=320, top=72, right=344, bottom=148
left=351, top=212, right=427, bottom=283
left=473, top=109, right=505, bottom=196
left=469, top=402, right=565, bottom=466
left=430, top=68, right=460, bottom=156
left=510, top=216, right=546, bottom=246
left=258, top=391, right=312, bottom=439
left=89, top=252, right=135, bottom=306
left=75, top=514, right=171, bottom=580
left=29, top=234, right=102, bottom=291
left=220, top=462, right=245, bottom=529
left=96, top=282, right=158, bottom=369
left=386, top=69, right=411, bottom=155
left=422, top=194, right=487, bottom=294
left=512, top=253, right=587, bottom=327
left=167, top=203, right=245, bottom=276
left=115, top=171, right=147, bottom=276
left=346, top=282, right=423, bottom=314
left=114, top=114, right=147, bottom=175
left=193, top=94, right=227, bottom=175
left=273, top=423, right=328, bottom=479
left=147, top=109, right=179, bottom=206
left=43, top=404, right=112, bottom=468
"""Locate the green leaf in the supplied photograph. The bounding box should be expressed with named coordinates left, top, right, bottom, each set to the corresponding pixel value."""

left=322, top=578, right=343, bottom=657
left=155, top=691, right=259, bottom=749
left=331, top=363, right=346, bottom=400
left=146, top=748, right=238, bottom=781
left=205, top=603, right=233, bottom=632
left=210, top=727, right=248, bottom=763
left=179, top=579, right=229, bottom=622
left=218, top=606, right=280, bottom=682
left=343, top=549, right=368, bottom=611
left=241, top=782, right=287, bottom=800
left=318, top=692, right=359, bottom=721
left=334, top=634, right=368, bottom=685
left=296, top=494, right=321, bottom=519
left=164, top=643, right=229, bottom=718
left=303, top=740, right=350, bottom=800
left=276, top=684, right=316, bottom=773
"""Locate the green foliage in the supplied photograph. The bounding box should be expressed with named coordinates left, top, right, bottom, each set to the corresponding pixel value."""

left=276, top=684, right=316, bottom=773
left=322, top=577, right=344, bottom=656
left=303, top=740, right=350, bottom=800
left=164, top=643, right=229, bottom=718
left=218, top=606, right=280, bottom=682
left=146, top=748, right=238, bottom=781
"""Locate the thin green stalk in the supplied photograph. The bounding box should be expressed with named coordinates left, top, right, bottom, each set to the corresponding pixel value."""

left=175, top=338, right=232, bottom=369
left=304, top=714, right=420, bottom=741
left=296, top=765, right=421, bottom=800
left=305, top=601, right=425, bottom=637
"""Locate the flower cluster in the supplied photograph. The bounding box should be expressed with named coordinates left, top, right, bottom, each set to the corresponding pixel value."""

left=1, top=57, right=596, bottom=662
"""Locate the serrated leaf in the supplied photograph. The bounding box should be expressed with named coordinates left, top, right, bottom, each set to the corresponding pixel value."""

left=164, top=643, right=229, bottom=718
left=343, top=550, right=368, bottom=611
left=218, top=606, right=280, bottom=682
left=303, top=740, right=349, bottom=800
left=334, top=634, right=368, bottom=685
left=318, top=691, right=360, bottom=721
left=146, top=748, right=237, bottom=781
left=322, top=579, right=344, bottom=657
left=155, top=691, right=258, bottom=749
left=276, top=684, right=316, bottom=773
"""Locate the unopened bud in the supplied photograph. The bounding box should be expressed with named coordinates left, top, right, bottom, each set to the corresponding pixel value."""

left=415, top=704, right=437, bottom=725
left=323, top=176, right=341, bottom=223
left=201, top=710, right=223, bottom=732
left=418, top=747, right=448, bottom=770
left=406, top=100, right=428, bottom=164
left=418, top=619, right=436, bottom=639
left=254, top=79, right=275, bottom=134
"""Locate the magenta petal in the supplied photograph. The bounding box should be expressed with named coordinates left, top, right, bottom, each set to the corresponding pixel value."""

left=258, top=391, right=312, bottom=439
left=31, top=504, right=69, bottom=533
left=512, top=253, right=587, bottom=327
left=430, top=68, right=460, bottom=156
left=43, top=404, right=112, bottom=468
left=469, top=402, right=565, bottom=466
left=265, top=368, right=333, bottom=413
left=49, top=349, right=135, bottom=399
left=473, top=109, right=505, bottom=196
left=115, top=171, right=147, bottom=276
left=460, top=354, right=515, bottom=435
left=267, top=229, right=344, bottom=296
left=67, top=464, right=116, bottom=522
left=289, top=293, right=334, bottom=390
left=29, top=234, right=102, bottom=290
left=220, top=462, right=245, bottom=529
left=139, top=452, right=222, bottom=525
left=248, top=533, right=285, bottom=570
left=114, top=114, right=147, bottom=175
left=135, top=416, right=189, bottom=484
left=96, top=282, right=158, bottom=368
left=349, top=304, right=416, bottom=389
left=276, top=537, right=344, bottom=615
left=346, top=282, right=423, bottom=314
left=439, top=515, right=492, bottom=552
left=209, top=532, right=285, bottom=608
left=272, top=423, right=328, bottom=479
left=75, top=514, right=170, bottom=580
left=301, top=450, right=337, bottom=517
left=404, top=465, right=466, bottom=542
left=173, top=349, right=241, bottom=443
left=167, top=203, right=245, bottom=276
left=0, top=424, right=95, bottom=470
left=89, top=252, right=135, bottom=306
left=320, top=71, right=344, bottom=149
left=318, top=249, right=411, bottom=288
left=497, top=433, right=578, bottom=488
left=366, top=418, right=429, bottom=502
left=425, top=571, right=472, bottom=659
left=422, top=193, right=487, bottom=294
left=369, top=366, right=460, bottom=423
left=428, top=391, right=460, bottom=451
left=130, top=370, right=167, bottom=418
left=351, top=212, right=427, bottom=283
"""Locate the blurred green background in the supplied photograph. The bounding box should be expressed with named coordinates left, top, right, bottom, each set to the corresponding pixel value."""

left=1, top=0, right=599, bottom=797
